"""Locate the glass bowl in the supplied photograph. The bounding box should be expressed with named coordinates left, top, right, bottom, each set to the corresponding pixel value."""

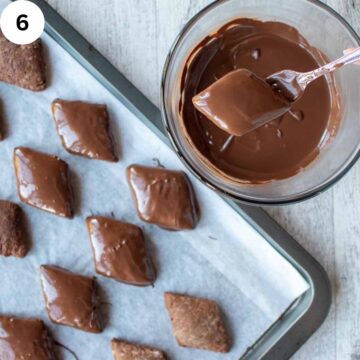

left=161, top=0, right=360, bottom=205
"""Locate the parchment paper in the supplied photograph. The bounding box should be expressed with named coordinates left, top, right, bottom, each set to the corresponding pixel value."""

left=0, top=1, right=309, bottom=358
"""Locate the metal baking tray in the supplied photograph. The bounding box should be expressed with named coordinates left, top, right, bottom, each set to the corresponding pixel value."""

left=28, top=0, right=332, bottom=358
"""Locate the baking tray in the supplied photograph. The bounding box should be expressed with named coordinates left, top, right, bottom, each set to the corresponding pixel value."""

left=23, top=1, right=332, bottom=359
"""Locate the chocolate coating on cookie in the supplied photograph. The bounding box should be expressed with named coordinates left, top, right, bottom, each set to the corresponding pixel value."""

left=127, top=165, right=199, bottom=230
left=14, top=147, right=74, bottom=218
left=0, top=316, right=57, bottom=359
left=52, top=99, right=117, bottom=161
left=87, top=216, right=156, bottom=286
left=40, top=265, right=103, bottom=333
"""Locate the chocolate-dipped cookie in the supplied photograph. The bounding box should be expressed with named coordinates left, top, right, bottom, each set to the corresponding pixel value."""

left=0, top=316, right=57, bottom=359
left=40, top=265, right=102, bottom=333
left=52, top=99, right=117, bottom=161
left=0, top=31, right=46, bottom=91
left=112, top=339, right=167, bottom=360
left=0, top=200, right=29, bottom=257
left=127, top=165, right=199, bottom=230
left=14, top=147, right=74, bottom=218
left=86, top=216, right=156, bottom=286
left=164, top=292, right=230, bottom=353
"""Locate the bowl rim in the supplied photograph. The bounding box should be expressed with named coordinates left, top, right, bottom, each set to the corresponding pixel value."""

left=160, top=0, right=360, bottom=206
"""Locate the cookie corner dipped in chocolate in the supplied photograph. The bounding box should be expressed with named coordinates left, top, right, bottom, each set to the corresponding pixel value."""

left=51, top=99, right=118, bottom=162
left=0, top=315, right=57, bottom=359
left=164, top=292, right=231, bottom=353
left=13, top=147, right=74, bottom=218
left=127, top=164, right=199, bottom=230
left=111, top=339, right=167, bottom=360
left=0, top=30, right=46, bottom=91
left=86, top=216, right=156, bottom=286
left=40, top=265, right=103, bottom=333
left=0, top=200, right=29, bottom=258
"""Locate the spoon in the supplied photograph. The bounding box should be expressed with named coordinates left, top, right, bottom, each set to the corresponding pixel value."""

left=267, top=47, right=360, bottom=102
left=193, top=48, right=360, bottom=137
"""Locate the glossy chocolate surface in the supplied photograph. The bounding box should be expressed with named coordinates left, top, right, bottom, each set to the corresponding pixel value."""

left=127, top=165, right=199, bottom=230
left=181, top=19, right=341, bottom=183
left=52, top=99, right=117, bottom=161
left=40, top=265, right=102, bottom=333
left=193, top=69, right=290, bottom=137
left=86, top=216, right=156, bottom=286
left=0, top=316, right=57, bottom=360
left=14, top=147, right=74, bottom=218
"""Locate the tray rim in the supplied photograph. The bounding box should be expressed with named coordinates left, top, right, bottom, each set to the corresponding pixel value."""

left=26, top=1, right=332, bottom=358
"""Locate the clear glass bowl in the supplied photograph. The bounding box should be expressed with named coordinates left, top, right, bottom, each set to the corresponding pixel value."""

left=161, top=0, right=360, bottom=205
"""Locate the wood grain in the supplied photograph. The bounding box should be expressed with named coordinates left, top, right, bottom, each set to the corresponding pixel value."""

left=44, top=1, right=360, bottom=358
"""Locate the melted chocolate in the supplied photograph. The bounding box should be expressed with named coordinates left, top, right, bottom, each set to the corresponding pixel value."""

left=40, top=265, right=102, bottom=333
left=127, top=165, right=199, bottom=230
left=193, top=69, right=290, bottom=136
left=86, top=216, right=156, bottom=286
left=180, top=19, right=341, bottom=182
left=52, top=99, right=117, bottom=162
left=14, top=147, right=74, bottom=217
left=0, top=316, right=57, bottom=359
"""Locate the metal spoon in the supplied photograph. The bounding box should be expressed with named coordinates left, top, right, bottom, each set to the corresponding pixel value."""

left=267, top=47, right=360, bottom=102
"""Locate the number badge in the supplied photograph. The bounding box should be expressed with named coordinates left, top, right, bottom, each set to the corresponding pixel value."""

left=0, top=0, right=45, bottom=45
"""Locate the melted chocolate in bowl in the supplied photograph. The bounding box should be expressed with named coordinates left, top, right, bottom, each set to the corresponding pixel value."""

left=180, top=19, right=341, bottom=183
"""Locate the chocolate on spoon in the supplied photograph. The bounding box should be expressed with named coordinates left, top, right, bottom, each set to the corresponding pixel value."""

left=193, top=47, right=360, bottom=137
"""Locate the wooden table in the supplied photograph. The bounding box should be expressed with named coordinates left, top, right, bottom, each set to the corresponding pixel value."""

left=45, top=1, right=360, bottom=358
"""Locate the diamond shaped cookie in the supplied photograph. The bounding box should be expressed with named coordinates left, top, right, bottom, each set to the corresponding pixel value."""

left=86, top=216, right=156, bottom=286
left=0, top=200, right=29, bottom=258
left=164, top=292, right=230, bottom=353
left=127, top=165, right=199, bottom=230
left=0, top=316, right=57, bottom=359
left=40, top=265, right=103, bottom=333
left=112, top=339, right=167, bottom=360
left=14, top=147, right=74, bottom=218
left=0, top=31, right=46, bottom=91
left=52, top=99, right=117, bottom=161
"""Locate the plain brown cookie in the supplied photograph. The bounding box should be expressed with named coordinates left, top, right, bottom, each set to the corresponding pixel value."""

left=0, top=200, right=29, bottom=258
left=164, top=292, right=231, bottom=353
left=0, top=31, right=46, bottom=91
left=111, top=339, right=167, bottom=360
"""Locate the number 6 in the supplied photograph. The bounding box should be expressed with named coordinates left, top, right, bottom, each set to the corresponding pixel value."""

left=17, top=14, right=29, bottom=31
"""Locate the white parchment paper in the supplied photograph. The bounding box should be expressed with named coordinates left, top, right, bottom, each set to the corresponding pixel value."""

left=0, top=1, right=309, bottom=358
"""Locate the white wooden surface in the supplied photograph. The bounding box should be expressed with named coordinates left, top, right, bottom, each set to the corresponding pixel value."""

left=45, top=1, right=360, bottom=359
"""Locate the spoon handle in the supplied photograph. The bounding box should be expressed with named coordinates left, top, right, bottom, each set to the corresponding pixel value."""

left=298, top=47, right=360, bottom=87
